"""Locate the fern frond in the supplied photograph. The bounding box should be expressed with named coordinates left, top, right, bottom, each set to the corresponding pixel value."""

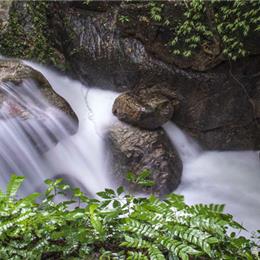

left=120, top=235, right=150, bottom=249
left=6, top=175, right=24, bottom=198
left=127, top=251, right=148, bottom=260
left=147, top=245, right=166, bottom=260
left=169, top=224, right=219, bottom=254
left=158, top=236, right=202, bottom=259
left=188, top=203, right=225, bottom=215
left=121, top=219, right=160, bottom=238
left=188, top=216, right=226, bottom=238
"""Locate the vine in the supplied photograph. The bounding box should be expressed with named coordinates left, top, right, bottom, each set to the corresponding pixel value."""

left=165, top=0, right=260, bottom=60
left=2, top=1, right=259, bottom=64
left=117, top=0, right=260, bottom=60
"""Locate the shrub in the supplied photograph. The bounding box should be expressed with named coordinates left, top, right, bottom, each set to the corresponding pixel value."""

left=0, top=175, right=259, bottom=259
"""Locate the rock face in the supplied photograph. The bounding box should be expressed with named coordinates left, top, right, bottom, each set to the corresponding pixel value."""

left=0, top=59, right=77, bottom=120
left=107, top=122, right=182, bottom=195
left=112, top=84, right=179, bottom=129
left=172, top=58, right=260, bottom=150
left=43, top=1, right=259, bottom=150
left=1, top=1, right=260, bottom=151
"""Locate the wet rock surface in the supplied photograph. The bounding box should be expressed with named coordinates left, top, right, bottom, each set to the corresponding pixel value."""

left=172, top=58, right=260, bottom=150
left=107, top=122, right=182, bottom=195
left=112, top=84, right=179, bottom=129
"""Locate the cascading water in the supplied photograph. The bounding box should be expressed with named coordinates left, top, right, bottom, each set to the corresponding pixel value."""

left=163, top=122, right=260, bottom=234
left=0, top=79, right=76, bottom=194
left=24, top=61, right=119, bottom=195
left=0, top=59, right=119, bottom=196
left=0, top=58, right=259, bottom=234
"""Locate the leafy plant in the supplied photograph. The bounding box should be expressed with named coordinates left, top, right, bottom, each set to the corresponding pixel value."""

left=168, top=0, right=260, bottom=60
left=119, top=15, right=130, bottom=24
left=0, top=175, right=258, bottom=259
left=148, top=1, right=163, bottom=22
left=144, top=0, right=260, bottom=60
left=126, top=169, right=156, bottom=188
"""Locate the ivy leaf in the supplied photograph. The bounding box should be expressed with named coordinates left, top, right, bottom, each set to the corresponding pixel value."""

left=117, top=186, right=124, bottom=196
left=97, top=191, right=112, bottom=199
left=113, top=200, right=121, bottom=208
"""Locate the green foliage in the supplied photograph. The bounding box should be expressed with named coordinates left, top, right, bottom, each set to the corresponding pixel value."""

left=148, top=2, right=163, bottom=22
left=164, top=0, right=260, bottom=60
left=0, top=175, right=258, bottom=259
left=2, top=0, right=258, bottom=64
left=0, top=1, right=63, bottom=67
left=119, top=0, right=259, bottom=60
left=119, top=15, right=130, bottom=24
left=126, top=169, right=156, bottom=188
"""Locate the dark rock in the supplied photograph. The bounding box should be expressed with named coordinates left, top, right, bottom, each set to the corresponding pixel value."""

left=43, top=1, right=260, bottom=87
left=172, top=57, right=260, bottom=150
left=112, top=84, right=179, bottom=129
left=3, top=1, right=260, bottom=150
left=107, top=121, right=182, bottom=195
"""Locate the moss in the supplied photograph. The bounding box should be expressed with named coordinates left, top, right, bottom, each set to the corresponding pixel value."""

left=0, top=1, right=65, bottom=70
left=0, top=5, right=27, bottom=58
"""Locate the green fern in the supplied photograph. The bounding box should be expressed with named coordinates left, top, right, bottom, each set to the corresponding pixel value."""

left=147, top=246, right=165, bottom=260
left=5, top=174, right=24, bottom=198
left=0, top=175, right=258, bottom=259
left=127, top=251, right=148, bottom=260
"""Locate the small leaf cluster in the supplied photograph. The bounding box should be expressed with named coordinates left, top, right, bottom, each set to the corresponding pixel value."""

left=0, top=175, right=258, bottom=259
left=126, top=169, right=156, bottom=188
left=148, top=1, right=164, bottom=22
left=119, top=15, right=130, bottom=24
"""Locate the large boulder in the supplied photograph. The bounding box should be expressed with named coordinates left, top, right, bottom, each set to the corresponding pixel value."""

left=0, top=59, right=77, bottom=120
left=112, top=84, right=179, bottom=129
left=107, top=122, right=182, bottom=195
left=172, top=57, right=260, bottom=150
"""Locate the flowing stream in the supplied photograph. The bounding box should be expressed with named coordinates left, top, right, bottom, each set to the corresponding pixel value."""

left=0, top=60, right=259, bottom=235
left=25, top=61, right=119, bottom=196
left=163, top=122, right=260, bottom=234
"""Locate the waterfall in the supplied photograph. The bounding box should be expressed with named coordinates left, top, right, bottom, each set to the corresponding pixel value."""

left=24, top=61, right=119, bottom=195
left=0, top=60, right=119, bottom=196
left=0, top=79, right=76, bottom=194
left=163, top=122, right=202, bottom=162
left=164, top=122, right=260, bottom=234
left=0, top=58, right=259, bottom=234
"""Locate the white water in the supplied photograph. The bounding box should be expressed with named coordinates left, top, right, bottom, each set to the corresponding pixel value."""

left=0, top=59, right=259, bottom=234
left=0, top=80, right=76, bottom=194
left=164, top=122, right=260, bottom=234
left=24, top=61, right=119, bottom=196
